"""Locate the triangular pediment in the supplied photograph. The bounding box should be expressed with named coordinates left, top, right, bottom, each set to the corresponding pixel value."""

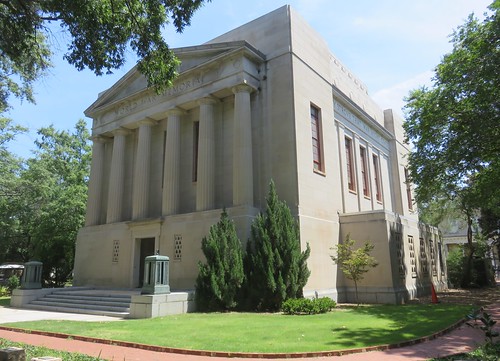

left=85, top=41, right=265, bottom=117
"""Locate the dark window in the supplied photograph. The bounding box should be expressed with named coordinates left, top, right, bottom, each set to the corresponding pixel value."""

left=311, top=105, right=324, bottom=172
left=360, top=146, right=369, bottom=197
left=345, top=137, right=355, bottom=191
left=372, top=154, right=382, bottom=202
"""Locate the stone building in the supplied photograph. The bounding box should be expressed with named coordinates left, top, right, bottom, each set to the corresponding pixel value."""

left=74, top=5, right=446, bottom=304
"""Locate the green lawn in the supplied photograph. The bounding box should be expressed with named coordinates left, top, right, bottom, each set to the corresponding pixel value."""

left=3, top=304, right=472, bottom=353
left=0, top=339, right=104, bottom=360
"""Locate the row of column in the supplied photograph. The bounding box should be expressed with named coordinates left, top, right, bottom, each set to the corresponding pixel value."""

left=85, top=84, right=254, bottom=226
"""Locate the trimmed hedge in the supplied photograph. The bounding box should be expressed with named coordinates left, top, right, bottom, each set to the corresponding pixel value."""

left=282, top=297, right=336, bottom=315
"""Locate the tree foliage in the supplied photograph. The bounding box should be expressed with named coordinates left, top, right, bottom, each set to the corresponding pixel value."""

left=195, top=209, right=245, bottom=311
left=0, top=119, right=26, bottom=263
left=244, top=181, right=311, bottom=311
left=403, top=2, right=499, bottom=287
left=0, top=118, right=26, bottom=199
left=0, top=120, right=90, bottom=286
left=404, top=1, right=499, bottom=211
left=331, top=234, right=378, bottom=305
left=479, top=207, right=500, bottom=243
left=26, top=120, right=90, bottom=286
left=0, top=0, right=210, bottom=112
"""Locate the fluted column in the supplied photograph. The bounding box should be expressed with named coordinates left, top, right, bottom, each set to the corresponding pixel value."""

left=232, top=84, right=254, bottom=206
left=196, top=97, right=217, bottom=211
left=132, top=119, right=156, bottom=220
left=85, top=136, right=106, bottom=226
left=106, top=128, right=129, bottom=223
left=162, top=108, right=183, bottom=216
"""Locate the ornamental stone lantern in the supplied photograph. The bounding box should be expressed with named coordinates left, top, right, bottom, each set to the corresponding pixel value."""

left=141, top=255, right=170, bottom=295
left=21, top=261, right=43, bottom=289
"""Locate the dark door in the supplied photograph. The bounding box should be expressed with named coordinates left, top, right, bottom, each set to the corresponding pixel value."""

left=139, top=238, right=155, bottom=287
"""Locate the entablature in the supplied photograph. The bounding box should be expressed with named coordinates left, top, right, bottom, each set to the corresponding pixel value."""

left=333, top=88, right=393, bottom=155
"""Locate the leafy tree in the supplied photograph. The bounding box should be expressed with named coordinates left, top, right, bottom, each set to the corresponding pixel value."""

left=403, top=2, right=499, bottom=287
left=479, top=207, right=500, bottom=244
left=0, top=0, right=211, bottom=112
left=27, top=120, right=90, bottom=286
left=0, top=118, right=27, bottom=263
left=331, top=234, right=378, bottom=305
left=244, top=181, right=311, bottom=311
left=195, top=209, right=245, bottom=311
left=0, top=118, right=26, bottom=203
left=0, top=118, right=27, bottom=150
left=404, top=2, right=499, bottom=209
left=446, top=247, right=464, bottom=288
left=0, top=120, right=90, bottom=285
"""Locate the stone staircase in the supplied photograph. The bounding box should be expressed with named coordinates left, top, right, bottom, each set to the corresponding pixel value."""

left=23, top=288, right=139, bottom=318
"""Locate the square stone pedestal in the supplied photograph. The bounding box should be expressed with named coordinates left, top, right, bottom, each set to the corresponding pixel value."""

left=129, top=291, right=195, bottom=318
left=0, top=347, right=25, bottom=361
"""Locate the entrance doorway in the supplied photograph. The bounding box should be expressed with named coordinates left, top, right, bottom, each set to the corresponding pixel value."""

left=138, top=238, right=155, bottom=287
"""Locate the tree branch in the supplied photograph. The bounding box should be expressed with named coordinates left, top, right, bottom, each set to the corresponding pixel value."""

left=40, top=16, right=62, bottom=21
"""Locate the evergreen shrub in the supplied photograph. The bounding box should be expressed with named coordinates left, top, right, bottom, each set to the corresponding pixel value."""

left=195, top=181, right=312, bottom=312
left=244, top=181, right=311, bottom=311
left=195, top=209, right=245, bottom=311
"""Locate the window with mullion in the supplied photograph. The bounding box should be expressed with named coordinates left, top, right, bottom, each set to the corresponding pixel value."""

left=372, top=154, right=382, bottom=202
left=310, top=105, right=324, bottom=172
left=360, top=146, right=370, bottom=197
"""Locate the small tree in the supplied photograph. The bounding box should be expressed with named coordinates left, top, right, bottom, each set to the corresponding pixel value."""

left=244, top=181, right=310, bottom=311
left=331, top=234, right=378, bottom=305
left=195, top=209, right=244, bottom=311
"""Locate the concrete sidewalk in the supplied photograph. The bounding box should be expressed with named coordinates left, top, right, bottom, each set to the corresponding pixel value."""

left=0, top=305, right=123, bottom=324
left=0, top=301, right=498, bottom=360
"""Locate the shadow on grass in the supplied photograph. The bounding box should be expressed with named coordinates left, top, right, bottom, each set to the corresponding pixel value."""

left=326, top=304, right=472, bottom=349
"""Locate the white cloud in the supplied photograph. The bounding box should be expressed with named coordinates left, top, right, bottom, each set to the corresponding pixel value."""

left=372, top=71, right=434, bottom=116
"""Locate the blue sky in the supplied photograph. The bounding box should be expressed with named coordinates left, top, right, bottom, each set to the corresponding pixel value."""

left=6, top=0, right=492, bottom=157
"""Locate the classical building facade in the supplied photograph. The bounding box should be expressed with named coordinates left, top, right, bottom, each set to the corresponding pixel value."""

left=74, top=5, right=446, bottom=303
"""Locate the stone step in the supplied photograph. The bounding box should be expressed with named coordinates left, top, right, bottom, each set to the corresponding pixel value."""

left=32, top=297, right=130, bottom=309
left=26, top=289, right=134, bottom=317
left=45, top=293, right=131, bottom=304
left=22, top=303, right=129, bottom=318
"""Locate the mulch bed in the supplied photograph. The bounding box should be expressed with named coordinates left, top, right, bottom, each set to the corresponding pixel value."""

left=414, top=284, right=500, bottom=306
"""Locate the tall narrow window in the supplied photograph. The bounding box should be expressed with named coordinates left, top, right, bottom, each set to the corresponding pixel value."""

left=192, top=121, right=199, bottom=182
left=372, top=154, right=382, bottom=202
left=360, top=146, right=369, bottom=197
left=404, top=167, right=413, bottom=210
left=310, top=105, right=324, bottom=172
left=345, top=137, right=355, bottom=191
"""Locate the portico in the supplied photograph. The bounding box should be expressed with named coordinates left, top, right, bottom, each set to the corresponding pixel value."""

left=75, top=41, right=264, bottom=288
